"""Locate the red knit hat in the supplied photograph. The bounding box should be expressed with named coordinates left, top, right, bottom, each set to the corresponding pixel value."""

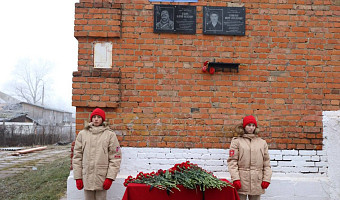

left=90, top=108, right=106, bottom=121
left=243, top=115, right=257, bottom=128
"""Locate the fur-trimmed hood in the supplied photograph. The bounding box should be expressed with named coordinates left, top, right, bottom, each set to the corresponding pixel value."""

left=84, top=121, right=109, bottom=130
left=235, top=123, right=259, bottom=136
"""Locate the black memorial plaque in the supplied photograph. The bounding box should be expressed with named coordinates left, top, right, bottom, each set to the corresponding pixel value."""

left=154, top=5, right=196, bottom=34
left=203, top=6, right=245, bottom=36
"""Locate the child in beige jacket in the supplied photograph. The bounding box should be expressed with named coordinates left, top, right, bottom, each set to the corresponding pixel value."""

left=73, top=108, right=122, bottom=200
left=227, top=115, right=272, bottom=200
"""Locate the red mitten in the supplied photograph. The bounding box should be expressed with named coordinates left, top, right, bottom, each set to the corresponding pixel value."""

left=76, top=179, right=84, bottom=190
left=103, top=178, right=113, bottom=190
left=261, top=181, right=270, bottom=189
left=233, top=180, right=241, bottom=190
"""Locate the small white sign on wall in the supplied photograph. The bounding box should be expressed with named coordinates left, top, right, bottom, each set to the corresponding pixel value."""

left=94, top=42, right=112, bottom=68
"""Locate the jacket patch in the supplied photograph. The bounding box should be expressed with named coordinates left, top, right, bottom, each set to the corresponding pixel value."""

left=116, top=147, right=120, bottom=152
left=229, top=150, right=235, bottom=157
left=114, top=155, right=121, bottom=158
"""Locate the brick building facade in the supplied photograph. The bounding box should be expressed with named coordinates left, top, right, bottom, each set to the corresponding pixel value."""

left=68, top=1, right=340, bottom=199
left=72, top=0, right=339, bottom=150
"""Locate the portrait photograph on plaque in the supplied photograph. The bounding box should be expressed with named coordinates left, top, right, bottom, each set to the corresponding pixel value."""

left=205, top=9, right=223, bottom=31
left=154, top=5, right=196, bottom=34
left=203, top=6, right=245, bottom=36
left=154, top=6, right=175, bottom=31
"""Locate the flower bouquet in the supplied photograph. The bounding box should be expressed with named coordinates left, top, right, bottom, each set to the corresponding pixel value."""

left=124, top=161, right=233, bottom=193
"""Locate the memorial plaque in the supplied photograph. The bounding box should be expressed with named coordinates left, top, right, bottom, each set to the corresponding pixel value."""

left=94, top=42, right=112, bottom=69
left=154, top=5, right=196, bottom=34
left=203, top=6, right=245, bottom=36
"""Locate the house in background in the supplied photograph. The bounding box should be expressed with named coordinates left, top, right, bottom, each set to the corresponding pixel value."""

left=0, top=91, right=75, bottom=145
left=0, top=91, right=73, bottom=125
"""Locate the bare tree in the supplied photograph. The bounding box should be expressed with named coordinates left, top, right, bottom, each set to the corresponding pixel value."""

left=11, top=58, right=52, bottom=105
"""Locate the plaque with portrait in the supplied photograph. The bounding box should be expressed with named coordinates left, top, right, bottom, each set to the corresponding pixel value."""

left=203, top=6, right=245, bottom=36
left=154, top=5, right=196, bottom=34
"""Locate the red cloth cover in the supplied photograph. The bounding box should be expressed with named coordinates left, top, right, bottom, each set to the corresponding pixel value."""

left=122, top=179, right=239, bottom=200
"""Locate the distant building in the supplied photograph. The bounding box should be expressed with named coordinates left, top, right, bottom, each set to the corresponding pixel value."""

left=0, top=91, right=72, bottom=126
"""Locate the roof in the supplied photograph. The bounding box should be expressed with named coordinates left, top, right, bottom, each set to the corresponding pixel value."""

left=0, top=91, right=72, bottom=114
left=0, top=92, right=25, bottom=122
left=20, top=102, right=73, bottom=114
left=0, top=91, right=72, bottom=123
left=0, top=111, right=33, bottom=122
left=0, top=91, right=20, bottom=104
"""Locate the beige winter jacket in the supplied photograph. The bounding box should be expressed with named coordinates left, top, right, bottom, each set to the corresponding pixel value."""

left=73, top=122, right=122, bottom=191
left=227, top=125, right=272, bottom=195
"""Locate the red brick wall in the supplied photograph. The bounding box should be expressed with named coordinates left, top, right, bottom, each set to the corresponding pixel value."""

left=72, top=0, right=340, bottom=150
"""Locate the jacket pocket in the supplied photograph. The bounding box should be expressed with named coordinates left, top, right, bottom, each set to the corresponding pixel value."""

left=97, top=167, right=108, bottom=176
left=256, top=170, right=265, bottom=194
left=239, top=170, right=250, bottom=193
left=97, top=165, right=109, bottom=175
left=96, top=165, right=108, bottom=184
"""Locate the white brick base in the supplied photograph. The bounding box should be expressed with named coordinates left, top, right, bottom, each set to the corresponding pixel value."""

left=118, top=147, right=328, bottom=178
left=66, top=110, right=340, bottom=200
left=67, top=147, right=331, bottom=200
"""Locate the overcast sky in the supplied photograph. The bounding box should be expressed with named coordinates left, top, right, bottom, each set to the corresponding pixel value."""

left=0, top=0, right=78, bottom=113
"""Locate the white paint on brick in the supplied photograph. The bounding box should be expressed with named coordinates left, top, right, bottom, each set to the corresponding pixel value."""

left=171, top=148, right=190, bottom=153
left=281, top=149, right=298, bottom=155
left=317, top=150, right=327, bottom=156
left=299, top=150, right=317, bottom=156
left=66, top=145, right=333, bottom=199
left=311, top=156, right=320, bottom=162
left=270, top=161, right=278, bottom=166
left=271, top=154, right=282, bottom=160
left=208, top=149, right=227, bottom=154
left=323, top=110, right=340, bottom=200
left=117, top=147, right=331, bottom=179
left=268, top=150, right=282, bottom=155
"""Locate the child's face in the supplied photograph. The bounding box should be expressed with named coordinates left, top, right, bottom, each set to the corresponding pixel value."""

left=245, top=123, right=256, bottom=134
left=92, top=115, right=103, bottom=126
